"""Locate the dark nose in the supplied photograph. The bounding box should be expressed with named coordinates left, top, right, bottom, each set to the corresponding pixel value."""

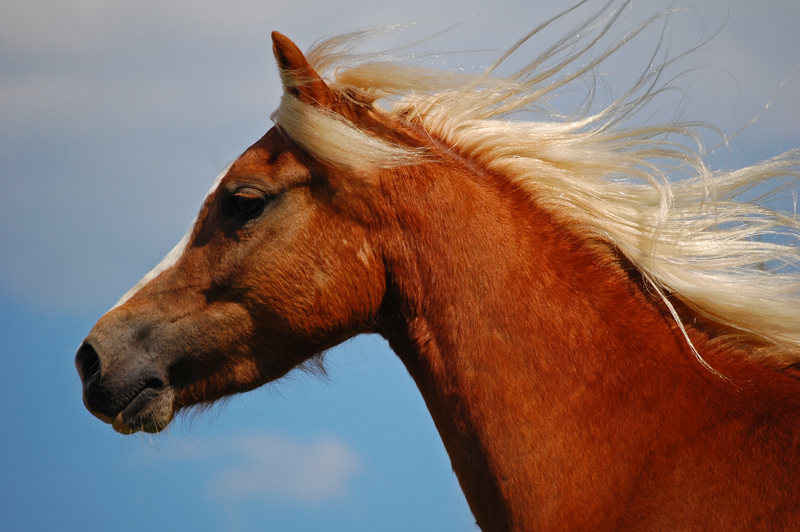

left=75, top=341, right=117, bottom=421
left=75, top=335, right=172, bottom=426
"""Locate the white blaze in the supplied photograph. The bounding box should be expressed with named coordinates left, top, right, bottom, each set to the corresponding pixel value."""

left=110, top=163, right=233, bottom=310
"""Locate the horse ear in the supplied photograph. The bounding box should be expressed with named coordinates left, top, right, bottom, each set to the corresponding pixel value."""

left=272, top=31, right=335, bottom=106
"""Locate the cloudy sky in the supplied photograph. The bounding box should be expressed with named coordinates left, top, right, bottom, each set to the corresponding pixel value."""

left=1, top=1, right=798, bottom=531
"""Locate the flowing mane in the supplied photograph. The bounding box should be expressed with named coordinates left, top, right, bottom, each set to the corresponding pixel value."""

left=273, top=4, right=800, bottom=365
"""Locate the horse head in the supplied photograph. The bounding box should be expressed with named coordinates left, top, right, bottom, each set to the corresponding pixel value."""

left=75, top=33, right=413, bottom=434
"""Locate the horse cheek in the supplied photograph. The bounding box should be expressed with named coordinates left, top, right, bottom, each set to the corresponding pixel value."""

left=262, top=226, right=384, bottom=345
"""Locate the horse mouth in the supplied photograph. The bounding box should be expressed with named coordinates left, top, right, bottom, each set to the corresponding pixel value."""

left=85, top=385, right=176, bottom=435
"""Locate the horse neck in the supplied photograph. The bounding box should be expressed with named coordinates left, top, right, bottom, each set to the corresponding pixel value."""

left=373, top=160, right=749, bottom=530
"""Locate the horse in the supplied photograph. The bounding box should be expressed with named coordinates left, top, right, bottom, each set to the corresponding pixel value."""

left=75, top=4, right=800, bottom=531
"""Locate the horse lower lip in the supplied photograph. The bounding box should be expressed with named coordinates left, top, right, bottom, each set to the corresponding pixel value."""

left=114, top=386, right=173, bottom=434
left=112, top=413, right=136, bottom=434
left=121, top=388, right=158, bottom=423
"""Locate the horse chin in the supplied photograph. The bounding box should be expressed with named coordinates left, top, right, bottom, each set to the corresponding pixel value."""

left=107, top=388, right=177, bottom=435
left=110, top=414, right=165, bottom=434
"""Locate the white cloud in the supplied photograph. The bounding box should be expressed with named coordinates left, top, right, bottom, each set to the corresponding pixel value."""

left=138, top=432, right=361, bottom=505
left=209, top=433, right=360, bottom=504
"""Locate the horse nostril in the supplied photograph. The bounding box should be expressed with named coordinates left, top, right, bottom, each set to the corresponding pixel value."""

left=143, top=377, right=164, bottom=390
left=75, top=341, right=101, bottom=386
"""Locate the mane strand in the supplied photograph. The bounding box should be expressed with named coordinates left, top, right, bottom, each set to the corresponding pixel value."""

left=273, top=3, right=800, bottom=363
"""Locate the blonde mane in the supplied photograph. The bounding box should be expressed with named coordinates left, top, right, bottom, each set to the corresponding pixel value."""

left=273, top=2, right=800, bottom=364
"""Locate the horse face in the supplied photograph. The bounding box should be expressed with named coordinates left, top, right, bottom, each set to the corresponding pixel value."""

left=75, top=124, right=387, bottom=434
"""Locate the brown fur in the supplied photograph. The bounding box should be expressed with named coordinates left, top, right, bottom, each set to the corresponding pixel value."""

left=76, top=33, right=800, bottom=530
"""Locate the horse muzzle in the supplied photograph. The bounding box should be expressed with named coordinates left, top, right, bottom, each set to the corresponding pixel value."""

left=75, top=340, right=175, bottom=434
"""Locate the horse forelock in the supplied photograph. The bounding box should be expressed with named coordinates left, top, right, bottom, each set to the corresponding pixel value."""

left=273, top=7, right=800, bottom=362
left=271, top=92, right=423, bottom=170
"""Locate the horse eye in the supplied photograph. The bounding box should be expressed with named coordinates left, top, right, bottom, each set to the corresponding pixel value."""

left=230, top=189, right=267, bottom=218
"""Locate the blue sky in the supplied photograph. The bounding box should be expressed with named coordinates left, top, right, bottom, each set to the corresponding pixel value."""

left=1, top=1, right=798, bottom=531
